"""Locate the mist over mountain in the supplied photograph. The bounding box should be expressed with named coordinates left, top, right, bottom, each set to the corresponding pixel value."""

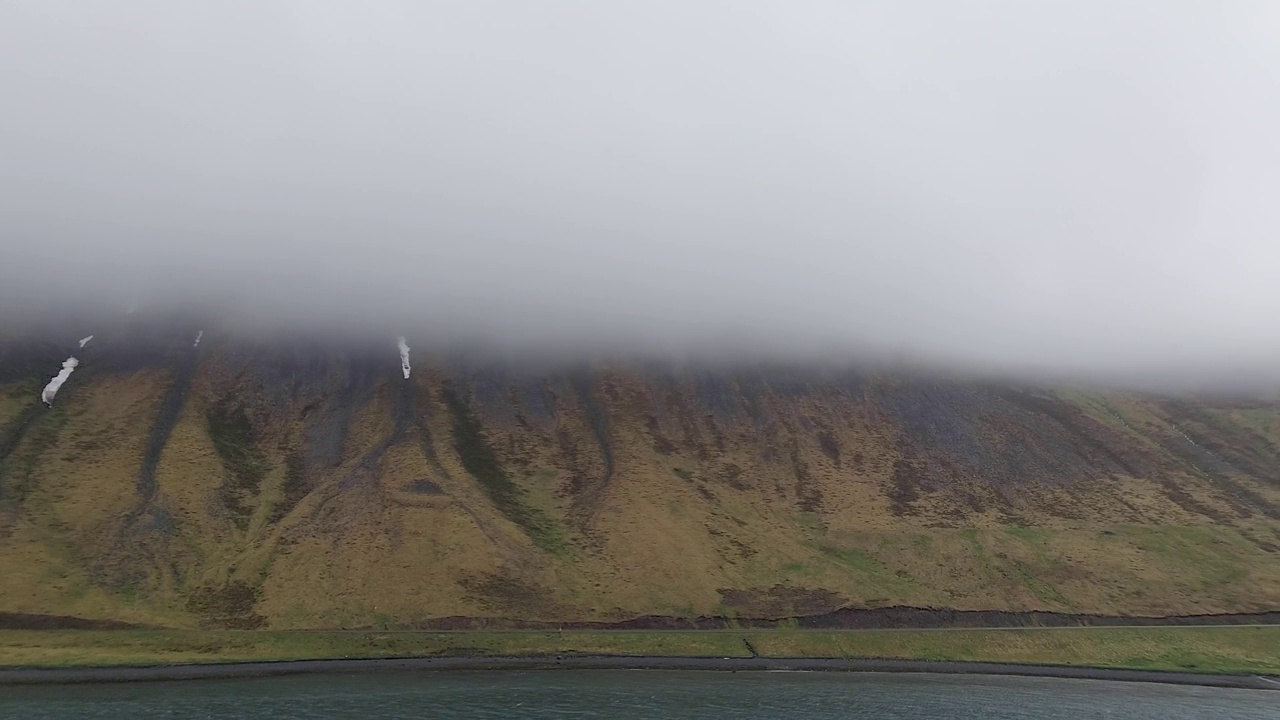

left=4, top=2, right=1280, bottom=384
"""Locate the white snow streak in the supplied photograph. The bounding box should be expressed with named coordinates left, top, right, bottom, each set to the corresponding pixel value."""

left=78, top=335, right=94, bottom=348
left=397, top=336, right=411, bottom=379
left=41, top=357, right=79, bottom=405
left=1172, top=424, right=1201, bottom=448
left=194, top=330, right=204, bottom=348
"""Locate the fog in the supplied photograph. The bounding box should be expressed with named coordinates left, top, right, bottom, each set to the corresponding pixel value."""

left=3, top=2, right=1280, bottom=382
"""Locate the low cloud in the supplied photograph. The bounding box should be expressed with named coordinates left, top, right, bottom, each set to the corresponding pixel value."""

left=3, top=2, right=1280, bottom=384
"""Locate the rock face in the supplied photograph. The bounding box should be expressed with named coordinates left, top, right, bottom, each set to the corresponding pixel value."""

left=0, top=319, right=1278, bottom=629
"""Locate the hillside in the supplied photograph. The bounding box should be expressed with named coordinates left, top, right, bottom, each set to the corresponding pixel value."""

left=1, top=317, right=1279, bottom=630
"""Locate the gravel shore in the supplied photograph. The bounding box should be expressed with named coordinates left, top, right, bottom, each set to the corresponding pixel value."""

left=2, top=655, right=1278, bottom=690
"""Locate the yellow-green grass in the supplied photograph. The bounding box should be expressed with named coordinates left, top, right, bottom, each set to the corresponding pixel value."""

left=1, top=627, right=1277, bottom=675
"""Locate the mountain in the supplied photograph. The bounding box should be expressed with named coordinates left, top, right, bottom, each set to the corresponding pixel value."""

left=1, top=315, right=1278, bottom=629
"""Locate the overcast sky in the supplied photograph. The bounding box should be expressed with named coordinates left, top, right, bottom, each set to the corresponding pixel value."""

left=3, top=1, right=1280, bottom=378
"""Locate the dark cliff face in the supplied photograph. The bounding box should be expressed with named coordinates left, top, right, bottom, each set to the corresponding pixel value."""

left=1, top=322, right=1279, bottom=628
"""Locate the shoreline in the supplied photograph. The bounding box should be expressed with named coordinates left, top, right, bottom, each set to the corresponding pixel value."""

left=2, top=655, right=1278, bottom=690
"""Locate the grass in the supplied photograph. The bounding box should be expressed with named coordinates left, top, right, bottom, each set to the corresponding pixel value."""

left=206, top=401, right=267, bottom=528
left=1009, top=562, right=1071, bottom=608
left=0, top=404, right=68, bottom=506
left=268, top=451, right=306, bottom=524
left=1000, top=527, right=1073, bottom=609
left=566, top=368, right=614, bottom=480
left=439, top=385, right=566, bottom=554
left=1115, top=526, right=1251, bottom=591
left=4, top=369, right=1280, bottom=634
left=1, top=627, right=1277, bottom=675
left=816, top=545, right=916, bottom=596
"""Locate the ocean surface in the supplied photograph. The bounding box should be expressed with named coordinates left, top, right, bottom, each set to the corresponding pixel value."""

left=1, top=670, right=1275, bottom=719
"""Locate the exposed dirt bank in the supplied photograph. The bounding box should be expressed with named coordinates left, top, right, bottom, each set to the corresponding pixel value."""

left=409, top=607, right=1280, bottom=631
left=4, top=607, right=1279, bottom=631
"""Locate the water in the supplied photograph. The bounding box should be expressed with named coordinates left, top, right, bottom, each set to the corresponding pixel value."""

left=1, top=670, right=1275, bottom=719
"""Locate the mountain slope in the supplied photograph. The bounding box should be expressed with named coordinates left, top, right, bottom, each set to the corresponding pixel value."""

left=1, top=321, right=1278, bottom=629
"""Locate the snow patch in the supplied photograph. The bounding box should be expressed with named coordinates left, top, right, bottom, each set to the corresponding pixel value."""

left=1172, top=424, right=1200, bottom=448
left=193, top=330, right=204, bottom=348
left=41, top=357, right=79, bottom=405
left=78, top=335, right=94, bottom=348
left=397, top=336, right=411, bottom=379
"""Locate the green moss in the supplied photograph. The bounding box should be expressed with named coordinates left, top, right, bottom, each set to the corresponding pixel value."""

left=269, top=451, right=307, bottom=524
left=817, top=545, right=916, bottom=595
left=566, top=368, right=614, bottom=479
left=1009, top=560, right=1071, bottom=609
left=780, top=562, right=808, bottom=576
left=1001, top=526, right=1072, bottom=609
left=1118, top=526, right=1250, bottom=589
left=206, top=401, right=267, bottom=529
left=0, top=405, right=67, bottom=505
left=440, top=385, right=565, bottom=554
left=1003, top=526, right=1047, bottom=544
left=1229, top=409, right=1280, bottom=445
left=820, top=546, right=880, bottom=573
left=961, top=529, right=993, bottom=580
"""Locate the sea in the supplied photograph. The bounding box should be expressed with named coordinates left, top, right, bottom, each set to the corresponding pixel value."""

left=1, top=669, right=1275, bottom=719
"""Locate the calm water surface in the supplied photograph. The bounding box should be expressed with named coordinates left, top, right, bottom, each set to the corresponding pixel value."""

left=1, top=670, right=1275, bottom=719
